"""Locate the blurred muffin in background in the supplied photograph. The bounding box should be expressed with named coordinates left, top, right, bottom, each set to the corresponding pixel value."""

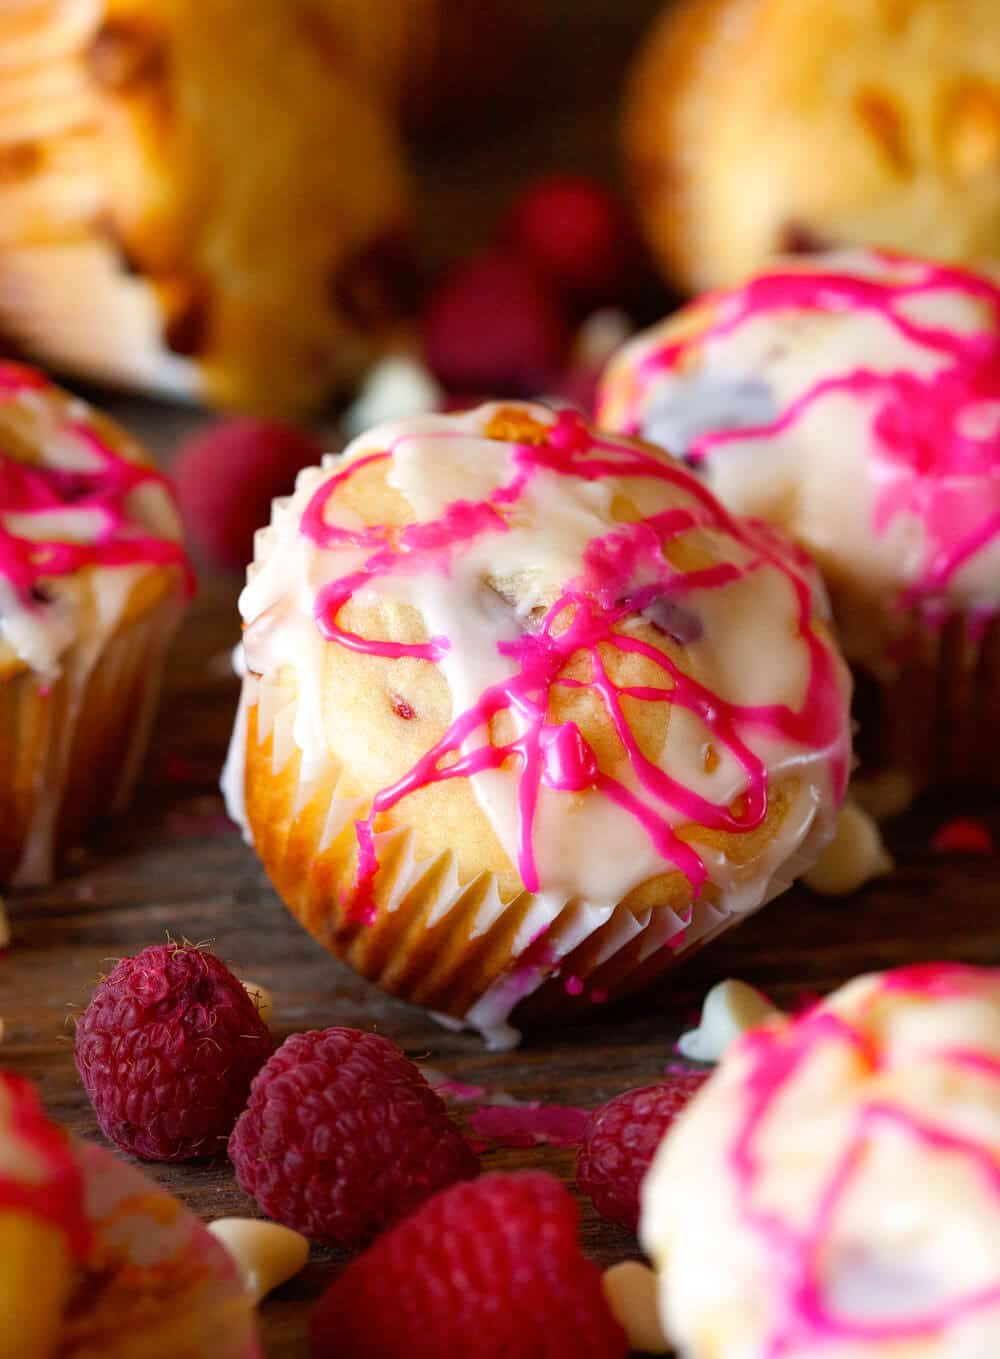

left=597, top=249, right=1000, bottom=795
left=624, top=0, right=1000, bottom=295
left=0, top=360, right=190, bottom=886
left=0, top=0, right=413, bottom=415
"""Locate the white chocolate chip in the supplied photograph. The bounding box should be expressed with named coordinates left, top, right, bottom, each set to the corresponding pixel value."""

left=241, top=980, right=273, bottom=1025
left=850, top=769, right=914, bottom=821
left=571, top=309, right=633, bottom=369
left=804, top=800, right=893, bottom=896
left=343, top=355, right=442, bottom=437
left=677, top=979, right=779, bottom=1063
left=208, top=1218, right=309, bottom=1302
left=0, top=897, right=9, bottom=950
left=602, top=1261, right=669, bottom=1354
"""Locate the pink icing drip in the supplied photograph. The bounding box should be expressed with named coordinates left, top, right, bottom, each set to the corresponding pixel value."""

left=298, top=410, right=846, bottom=918
left=0, top=362, right=193, bottom=605
left=726, top=964, right=1000, bottom=1353
left=629, top=254, right=1000, bottom=609
left=466, top=1102, right=590, bottom=1148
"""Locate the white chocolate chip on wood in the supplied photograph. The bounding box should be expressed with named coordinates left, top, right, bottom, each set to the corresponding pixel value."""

left=678, top=978, right=779, bottom=1063
left=804, top=800, right=893, bottom=896
left=602, top=1261, right=668, bottom=1354
left=208, top=1218, right=308, bottom=1302
left=241, top=981, right=273, bottom=1026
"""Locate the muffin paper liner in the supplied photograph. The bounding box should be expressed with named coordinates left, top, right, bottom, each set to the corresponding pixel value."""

left=234, top=672, right=830, bottom=1048
left=852, top=608, right=1000, bottom=794
left=0, top=579, right=185, bottom=886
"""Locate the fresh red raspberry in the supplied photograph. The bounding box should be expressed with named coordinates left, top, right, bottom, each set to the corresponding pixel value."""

left=499, top=176, right=637, bottom=310
left=174, top=418, right=323, bottom=570
left=576, top=1074, right=708, bottom=1232
left=931, top=817, right=996, bottom=855
left=74, top=943, right=273, bottom=1162
left=422, top=248, right=568, bottom=396
left=310, top=1172, right=628, bottom=1359
left=228, top=1028, right=479, bottom=1246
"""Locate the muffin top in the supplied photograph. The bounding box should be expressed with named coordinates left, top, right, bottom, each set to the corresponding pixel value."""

left=598, top=251, right=1000, bottom=622
left=235, top=402, right=850, bottom=925
left=641, top=963, right=1000, bottom=1359
left=0, top=361, right=190, bottom=679
left=623, top=0, right=1000, bottom=295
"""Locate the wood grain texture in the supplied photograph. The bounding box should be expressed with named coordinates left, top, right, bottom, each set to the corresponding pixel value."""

left=2, top=2, right=999, bottom=1355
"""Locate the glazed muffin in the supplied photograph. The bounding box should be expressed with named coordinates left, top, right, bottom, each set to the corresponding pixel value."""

left=0, top=1070, right=259, bottom=1359
left=642, top=963, right=1000, bottom=1359
left=0, top=0, right=412, bottom=414
left=222, top=401, right=851, bottom=1046
left=625, top=0, right=1000, bottom=295
left=598, top=249, right=1000, bottom=793
left=0, top=360, right=190, bottom=885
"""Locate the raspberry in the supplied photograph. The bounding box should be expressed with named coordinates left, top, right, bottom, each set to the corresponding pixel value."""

left=422, top=248, right=568, bottom=396
left=499, top=176, right=637, bottom=310
left=310, top=1172, right=628, bottom=1359
left=575, top=1074, right=708, bottom=1231
left=228, top=1028, right=479, bottom=1246
left=74, top=943, right=272, bottom=1161
left=174, top=418, right=323, bottom=570
left=931, top=817, right=996, bottom=855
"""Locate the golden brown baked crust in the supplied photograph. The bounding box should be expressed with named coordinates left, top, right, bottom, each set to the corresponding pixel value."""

left=625, top=0, right=1000, bottom=293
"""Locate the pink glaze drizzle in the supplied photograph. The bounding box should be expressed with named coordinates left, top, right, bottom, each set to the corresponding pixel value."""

left=299, top=409, right=847, bottom=917
left=625, top=254, right=1000, bottom=610
left=467, top=1102, right=590, bottom=1149
left=1, top=1071, right=91, bottom=1258
left=726, top=964, right=1000, bottom=1354
left=0, top=361, right=193, bottom=609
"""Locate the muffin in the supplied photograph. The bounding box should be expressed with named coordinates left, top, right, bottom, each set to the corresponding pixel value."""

left=597, top=249, right=1000, bottom=792
left=641, top=963, right=1000, bottom=1359
left=624, top=0, right=1000, bottom=295
left=222, top=401, right=851, bottom=1046
left=0, top=1070, right=260, bottom=1359
left=0, top=360, right=191, bottom=885
left=0, top=0, right=412, bottom=415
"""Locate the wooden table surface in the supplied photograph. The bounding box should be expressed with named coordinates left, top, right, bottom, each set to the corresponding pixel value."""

left=3, top=2, right=1000, bottom=1355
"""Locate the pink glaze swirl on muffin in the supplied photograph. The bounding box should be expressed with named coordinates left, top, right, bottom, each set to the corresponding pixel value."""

left=0, top=1070, right=260, bottom=1359
left=598, top=251, right=1000, bottom=625
left=641, top=963, right=1000, bottom=1359
left=224, top=402, right=851, bottom=1044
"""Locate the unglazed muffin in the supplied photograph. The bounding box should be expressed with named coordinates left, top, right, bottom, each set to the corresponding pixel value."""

left=0, top=360, right=190, bottom=885
left=598, top=250, right=1000, bottom=792
left=0, top=0, right=411, bottom=414
left=641, top=963, right=1000, bottom=1359
left=0, top=1070, right=260, bottom=1359
left=624, top=0, right=1000, bottom=295
left=222, top=401, right=851, bottom=1046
